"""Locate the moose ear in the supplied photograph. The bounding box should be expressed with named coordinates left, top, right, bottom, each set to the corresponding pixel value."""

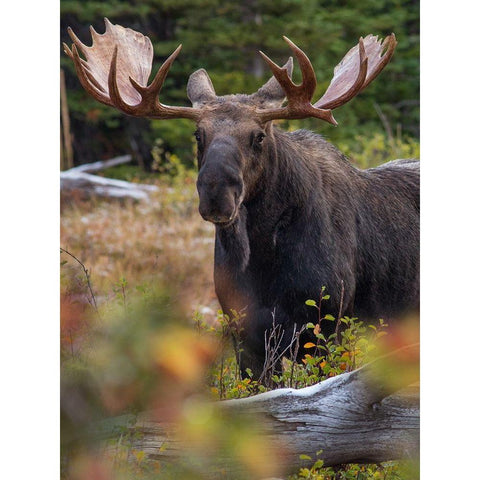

left=251, top=57, right=293, bottom=108
left=187, top=69, right=217, bottom=106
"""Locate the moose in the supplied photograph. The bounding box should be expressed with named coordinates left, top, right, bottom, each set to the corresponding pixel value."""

left=64, top=19, right=419, bottom=381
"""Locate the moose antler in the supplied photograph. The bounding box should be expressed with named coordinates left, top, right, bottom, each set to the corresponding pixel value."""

left=64, top=20, right=396, bottom=126
left=257, top=34, right=397, bottom=125
left=63, top=18, right=201, bottom=120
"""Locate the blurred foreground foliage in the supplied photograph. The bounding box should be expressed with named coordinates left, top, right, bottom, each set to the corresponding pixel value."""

left=60, top=0, right=419, bottom=169
left=61, top=281, right=285, bottom=479
left=61, top=249, right=419, bottom=479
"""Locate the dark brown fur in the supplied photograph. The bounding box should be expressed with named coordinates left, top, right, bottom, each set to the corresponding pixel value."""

left=190, top=72, right=419, bottom=380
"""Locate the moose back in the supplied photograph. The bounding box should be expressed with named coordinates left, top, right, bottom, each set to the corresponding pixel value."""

left=65, top=20, right=419, bottom=380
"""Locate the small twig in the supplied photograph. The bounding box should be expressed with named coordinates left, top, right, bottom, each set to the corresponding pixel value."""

left=60, top=247, right=99, bottom=315
left=396, top=122, right=402, bottom=142
left=121, top=279, right=127, bottom=313
left=289, top=331, right=302, bottom=388
left=373, top=101, right=394, bottom=146
left=113, top=432, right=124, bottom=470
left=261, top=313, right=286, bottom=386
left=392, top=98, right=420, bottom=110
left=335, top=280, right=345, bottom=345
left=219, top=354, right=225, bottom=399
left=277, top=324, right=306, bottom=363
left=317, top=288, right=323, bottom=330
left=69, top=329, right=74, bottom=358
left=260, top=315, right=306, bottom=387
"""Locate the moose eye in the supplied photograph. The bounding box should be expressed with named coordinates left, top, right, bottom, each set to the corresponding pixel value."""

left=252, top=131, right=266, bottom=152
left=256, top=132, right=266, bottom=144
left=194, top=129, right=205, bottom=153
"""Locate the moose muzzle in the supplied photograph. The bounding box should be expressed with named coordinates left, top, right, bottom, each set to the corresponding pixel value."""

left=196, top=138, right=244, bottom=226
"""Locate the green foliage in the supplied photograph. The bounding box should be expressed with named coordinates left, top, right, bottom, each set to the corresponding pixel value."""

left=199, top=309, right=270, bottom=399
left=61, top=0, right=419, bottom=169
left=193, top=287, right=417, bottom=479
left=339, top=132, right=420, bottom=169
left=99, top=164, right=158, bottom=182
left=291, top=458, right=406, bottom=480
left=150, top=119, right=197, bottom=169
left=151, top=141, right=196, bottom=183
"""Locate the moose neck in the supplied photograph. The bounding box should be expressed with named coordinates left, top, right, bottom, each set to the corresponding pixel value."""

left=216, top=127, right=359, bottom=271
left=245, top=128, right=330, bottom=232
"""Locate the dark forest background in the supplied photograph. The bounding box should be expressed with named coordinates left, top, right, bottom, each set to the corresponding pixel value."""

left=60, top=0, right=419, bottom=171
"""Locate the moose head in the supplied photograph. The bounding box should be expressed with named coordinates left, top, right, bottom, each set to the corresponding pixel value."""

left=64, top=18, right=396, bottom=228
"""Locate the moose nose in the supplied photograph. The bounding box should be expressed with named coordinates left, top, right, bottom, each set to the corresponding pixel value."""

left=199, top=207, right=235, bottom=225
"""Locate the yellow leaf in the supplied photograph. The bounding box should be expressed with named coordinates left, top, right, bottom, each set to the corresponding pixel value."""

left=303, top=342, right=316, bottom=349
left=134, top=450, right=145, bottom=462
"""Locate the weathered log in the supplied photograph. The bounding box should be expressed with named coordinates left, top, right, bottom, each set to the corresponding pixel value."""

left=66, top=154, right=133, bottom=173
left=99, top=345, right=419, bottom=476
left=224, top=345, right=419, bottom=469
left=60, top=155, right=159, bottom=201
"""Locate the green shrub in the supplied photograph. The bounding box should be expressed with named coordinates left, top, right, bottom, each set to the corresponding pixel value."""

left=338, top=132, right=420, bottom=169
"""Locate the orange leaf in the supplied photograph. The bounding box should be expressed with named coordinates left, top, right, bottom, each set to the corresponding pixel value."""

left=304, top=342, right=316, bottom=349
left=302, top=354, right=312, bottom=364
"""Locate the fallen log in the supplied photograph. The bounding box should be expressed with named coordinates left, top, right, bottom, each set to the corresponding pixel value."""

left=65, top=154, right=133, bottom=174
left=60, top=155, right=159, bottom=201
left=99, top=344, right=419, bottom=476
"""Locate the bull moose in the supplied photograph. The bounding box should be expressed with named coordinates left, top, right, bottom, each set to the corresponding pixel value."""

left=64, top=19, right=419, bottom=380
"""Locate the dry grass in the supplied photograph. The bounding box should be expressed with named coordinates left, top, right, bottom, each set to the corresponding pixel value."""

left=60, top=177, right=219, bottom=322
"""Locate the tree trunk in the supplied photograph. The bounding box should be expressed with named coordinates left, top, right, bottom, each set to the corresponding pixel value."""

left=60, top=69, right=74, bottom=170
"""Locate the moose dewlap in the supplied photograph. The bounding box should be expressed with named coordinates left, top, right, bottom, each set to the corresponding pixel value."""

left=65, top=19, right=419, bottom=381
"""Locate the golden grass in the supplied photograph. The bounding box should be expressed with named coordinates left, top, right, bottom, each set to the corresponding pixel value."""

left=60, top=178, right=218, bottom=322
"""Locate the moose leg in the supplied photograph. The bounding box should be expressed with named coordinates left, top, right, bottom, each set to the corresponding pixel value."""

left=236, top=340, right=266, bottom=381
left=213, top=209, right=291, bottom=382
